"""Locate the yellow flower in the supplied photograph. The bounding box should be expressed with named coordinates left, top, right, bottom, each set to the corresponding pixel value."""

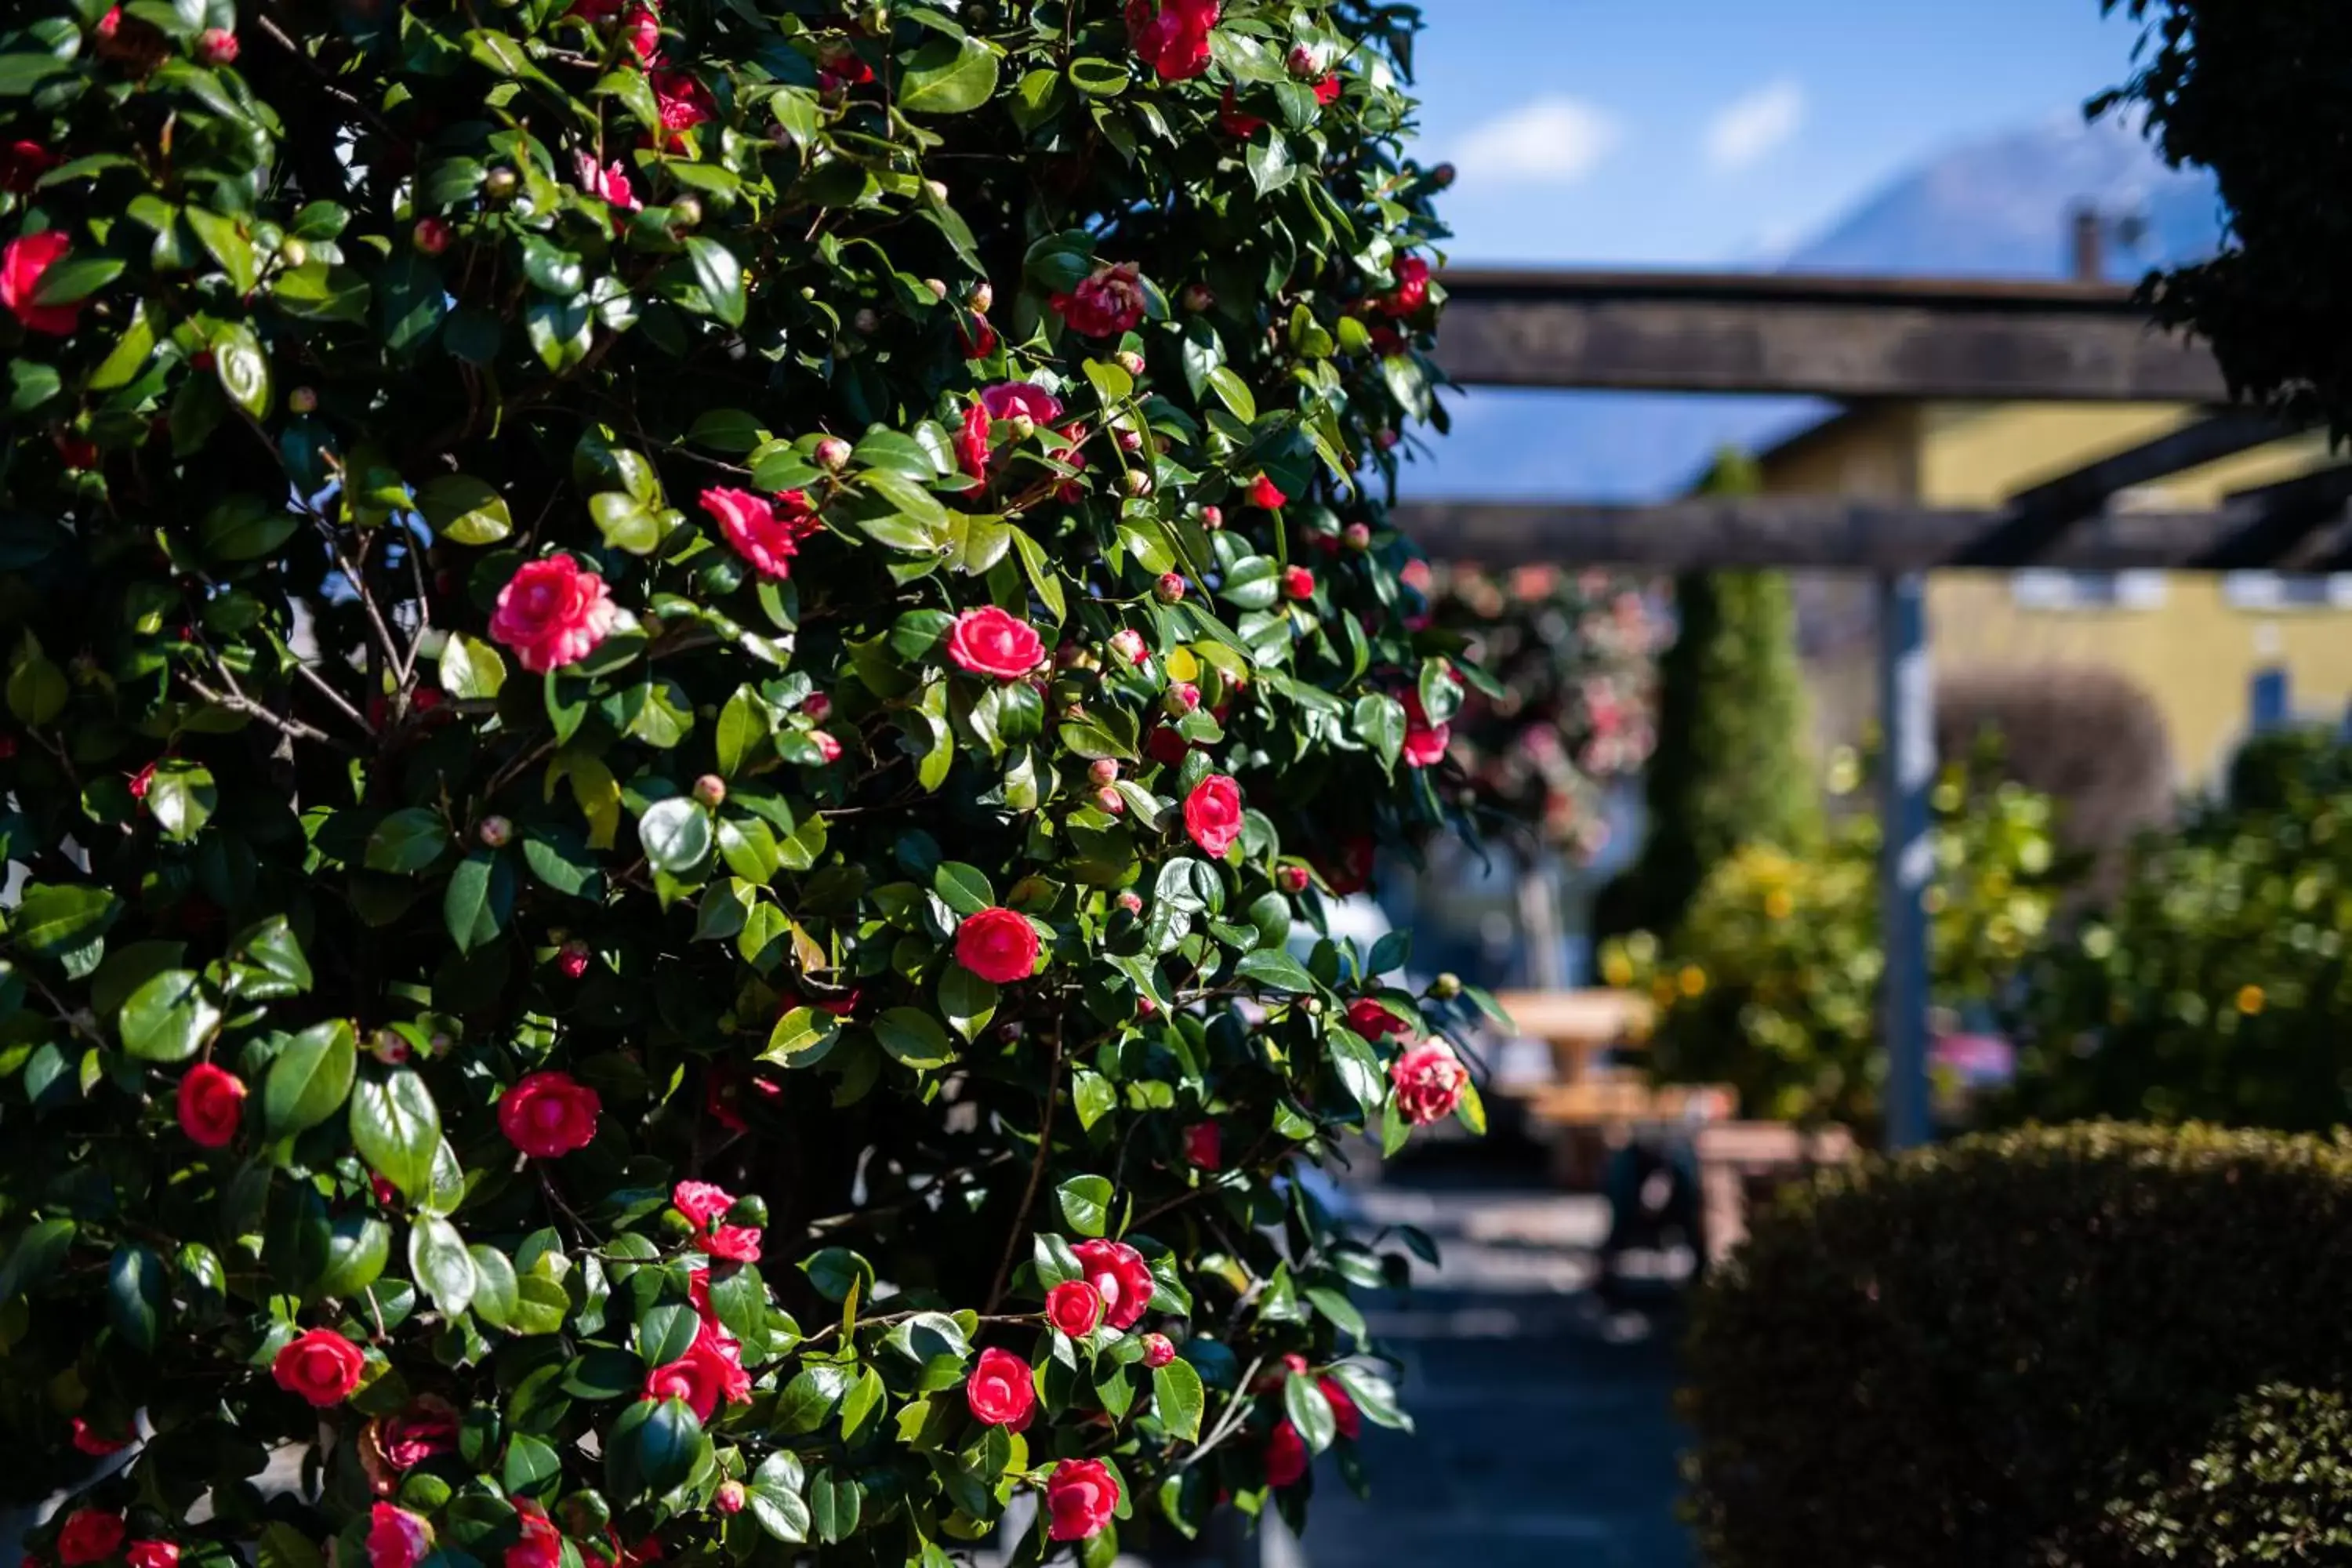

left=1601, top=948, right=1635, bottom=989
left=1764, top=888, right=1795, bottom=921
left=1678, top=965, right=1708, bottom=999
left=2237, top=984, right=2266, bottom=1017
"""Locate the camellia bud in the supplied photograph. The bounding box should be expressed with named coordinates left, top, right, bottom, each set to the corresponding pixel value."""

left=968, top=280, right=995, bottom=313
left=557, top=938, right=593, bottom=979
left=1142, top=1334, right=1177, bottom=1369
left=804, top=693, right=833, bottom=722
left=1123, top=469, right=1153, bottom=499
left=1118, top=891, right=1145, bottom=915
left=1095, top=786, right=1125, bottom=815
left=1009, top=413, right=1037, bottom=441
left=196, top=26, right=239, bottom=64
left=1281, top=564, right=1316, bottom=602
left=1199, top=505, right=1223, bottom=531
left=853, top=307, right=880, bottom=335
left=1181, top=282, right=1216, bottom=314
left=1432, top=971, right=1464, bottom=999
left=288, top=387, right=319, bottom=416
left=923, top=277, right=949, bottom=299
left=693, top=774, right=728, bottom=808
left=1163, top=682, right=1201, bottom=716
left=1154, top=572, right=1186, bottom=605
left=1109, top=628, right=1149, bottom=666
left=924, top=177, right=949, bottom=202
left=1277, top=865, right=1309, bottom=894
left=1345, top=521, right=1372, bottom=551
left=477, top=815, right=514, bottom=849
left=714, top=1482, right=746, bottom=1516
left=370, top=1028, right=412, bottom=1065
left=730, top=1194, right=770, bottom=1227
left=1299, top=996, right=1323, bottom=1016
left=279, top=237, right=309, bottom=269
left=1287, top=42, right=1320, bottom=78
left=485, top=166, right=518, bottom=199
left=1116, top=350, right=1146, bottom=378
left=815, top=436, right=853, bottom=472
left=412, top=217, right=452, bottom=256
left=1116, top=426, right=1145, bottom=453
left=671, top=194, right=704, bottom=230
left=1431, top=161, right=1457, bottom=189
left=1089, top=758, right=1120, bottom=786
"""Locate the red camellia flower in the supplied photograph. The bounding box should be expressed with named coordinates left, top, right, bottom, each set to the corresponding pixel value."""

left=506, top=1507, right=562, bottom=1568
left=1319, top=834, right=1376, bottom=897
left=810, top=729, right=842, bottom=764
left=1280, top=565, right=1316, bottom=601
left=672, top=1180, right=735, bottom=1229
left=618, top=4, right=659, bottom=62
left=1319, top=1375, right=1363, bottom=1439
left=1383, top=254, right=1432, bottom=318
left=0, top=140, right=56, bottom=194
left=70, top=1417, right=129, bottom=1456
left=2, top=232, right=85, bottom=336
left=360, top=1397, right=460, bottom=1493
left=176, top=1062, right=246, bottom=1149
left=489, top=557, right=618, bottom=674
left=1072, top=1238, right=1156, bottom=1330
left=958, top=313, right=1000, bottom=359
left=965, top=1347, right=1036, bottom=1427
left=1247, top=474, right=1287, bottom=510
left=1218, top=87, right=1265, bottom=138
left=367, top=1507, right=430, bottom=1568
left=1183, top=1121, right=1222, bottom=1170
left=1265, top=1419, right=1308, bottom=1487
left=1313, top=72, right=1343, bottom=107
left=643, top=1326, right=751, bottom=1421
left=1045, top=1279, right=1105, bottom=1337
left=1391, top=1041, right=1468, bottom=1126
left=272, top=1328, right=366, bottom=1408
left=1344, top=997, right=1407, bottom=1041
left=1142, top=1333, right=1177, bottom=1369
left=699, top=486, right=818, bottom=579
left=1183, top=774, right=1245, bottom=858
left=946, top=606, right=1045, bottom=680
left=497, top=1070, right=602, bottom=1159
left=650, top=69, right=713, bottom=144
left=1045, top=1457, right=1123, bottom=1541
left=959, top=383, right=1067, bottom=479
left=955, top=906, right=1041, bottom=985
left=57, top=1513, right=125, bottom=1568
left=1123, top=0, right=1218, bottom=82
left=124, top=1539, right=173, bottom=1568
left=1400, top=691, right=1450, bottom=769
left=573, top=151, right=640, bottom=219
left=705, top=1225, right=762, bottom=1263
left=1051, top=262, right=1148, bottom=339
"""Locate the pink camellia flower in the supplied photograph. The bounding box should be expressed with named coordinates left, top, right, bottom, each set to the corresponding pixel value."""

left=699, top=486, right=817, bottom=580
left=359, top=1397, right=460, bottom=1493
left=1319, top=1375, right=1362, bottom=1439
left=672, top=1181, right=735, bottom=1229
left=965, top=1347, right=1036, bottom=1428
left=1123, top=0, right=1218, bottom=82
left=2, top=232, right=84, bottom=336
left=946, top=606, right=1045, bottom=680
left=1383, top=255, right=1432, bottom=319
left=497, top=1070, right=601, bottom=1159
left=57, top=1514, right=125, bottom=1568
left=271, top=1328, right=366, bottom=1408
left=1045, top=1457, right=1122, bottom=1541
left=1345, top=996, right=1408, bottom=1041
left=643, top=1327, right=751, bottom=1422
left=1280, top=565, right=1316, bottom=601
left=176, top=1062, right=246, bottom=1149
left=651, top=69, right=713, bottom=144
left=619, top=4, right=659, bottom=61
left=1045, top=1279, right=1105, bottom=1338
left=506, top=1506, right=562, bottom=1568
left=1183, top=774, right=1245, bottom=857
left=0, top=140, right=56, bottom=194
left=489, top=556, right=618, bottom=674
left=574, top=151, right=641, bottom=219
left=367, top=1508, right=430, bottom=1568
left=705, top=1225, right=761, bottom=1263
left=1265, top=1419, right=1308, bottom=1487
left=1051, top=262, right=1147, bottom=339
left=1182, top=1121, right=1221, bottom=1170
left=1400, top=691, right=1450, bottom=769
left=1142, top=1333, right=1177, bottom=1369
left=1072, top=1238, right=1156, bottom=1330
left=958, top=383, right=1068, bottom=478
left=1390, top=1040, right=1468, bottom=1126
left=955, top=906, right=1041, bottom=985
left=70, top=1418, right=129, bottom=1457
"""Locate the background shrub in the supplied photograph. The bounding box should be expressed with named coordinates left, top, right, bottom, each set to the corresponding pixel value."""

left=2102, top=1384, right=2352, bottom=1566
left=1684, top=1123, right=2352, bottom=1568
left=0, top=0, right=1477, bottom=1560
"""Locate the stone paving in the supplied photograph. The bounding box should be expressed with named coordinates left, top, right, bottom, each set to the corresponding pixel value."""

left=1289, top=1177, right=1698, bottom=1568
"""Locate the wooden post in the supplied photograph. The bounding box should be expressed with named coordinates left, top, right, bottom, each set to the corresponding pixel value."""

left=1878, top=575, right=1934, bottom=1152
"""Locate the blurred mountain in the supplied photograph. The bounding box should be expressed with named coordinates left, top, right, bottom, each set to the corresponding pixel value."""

left=1405, top=113, right=2229, bottom=504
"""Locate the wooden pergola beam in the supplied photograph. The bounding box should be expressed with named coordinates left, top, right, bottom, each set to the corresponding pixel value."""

left=1391, top=495, right=2339, bottom=573
left=1434, top=267, right=2230, bottom=402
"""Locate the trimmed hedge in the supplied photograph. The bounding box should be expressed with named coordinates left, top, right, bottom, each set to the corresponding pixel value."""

left=2106, top=1385, right=2352, bottom=1565
left=1684, top=1123, right=2352, bottom=1567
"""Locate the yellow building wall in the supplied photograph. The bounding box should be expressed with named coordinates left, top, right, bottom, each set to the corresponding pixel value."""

left=1758, top=403, right=2352, bottom=785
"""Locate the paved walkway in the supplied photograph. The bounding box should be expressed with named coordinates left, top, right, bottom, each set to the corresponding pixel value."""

left=1292, top=1178, right=1697, bottom=1568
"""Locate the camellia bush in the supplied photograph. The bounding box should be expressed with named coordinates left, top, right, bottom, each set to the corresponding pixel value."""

left=0, top=2, right=1495, bottom=1565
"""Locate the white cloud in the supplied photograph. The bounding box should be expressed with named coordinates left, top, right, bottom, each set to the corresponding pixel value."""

left=1456, top=96, right=1621, bottom=185
left=1704, top=80, right=1806, bottom=172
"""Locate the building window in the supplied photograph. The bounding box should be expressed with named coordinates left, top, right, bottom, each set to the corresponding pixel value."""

left=2222, top=572, right=2352, bottom=611
left=2251, top=668, right=2291, bottom=732
left=2011, top=570, right=2169, bottom=612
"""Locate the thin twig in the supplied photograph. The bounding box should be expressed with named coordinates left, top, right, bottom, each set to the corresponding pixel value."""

left=984, top=1023, right=1064, bottom=1314
left=183, top=675, right=361, bottom=755
left=1180, top=1355, right=1267, bottom=1469
left=293, top=662, right=374, bottom=736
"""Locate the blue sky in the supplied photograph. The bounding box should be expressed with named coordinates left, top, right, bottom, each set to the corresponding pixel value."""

left=1404, top=1, right=2151, bottom=266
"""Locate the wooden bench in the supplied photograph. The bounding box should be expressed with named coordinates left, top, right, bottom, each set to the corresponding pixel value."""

left=1695, top=1122, right=1857, bottom=1264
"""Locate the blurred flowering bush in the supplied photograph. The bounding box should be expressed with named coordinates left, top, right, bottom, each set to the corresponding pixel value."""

left=1408, top=563, right=1663, bottom=860
left=1604, top=757, right=2063, bottom=1130
left=0, top=0, right=1504, bottom=1562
